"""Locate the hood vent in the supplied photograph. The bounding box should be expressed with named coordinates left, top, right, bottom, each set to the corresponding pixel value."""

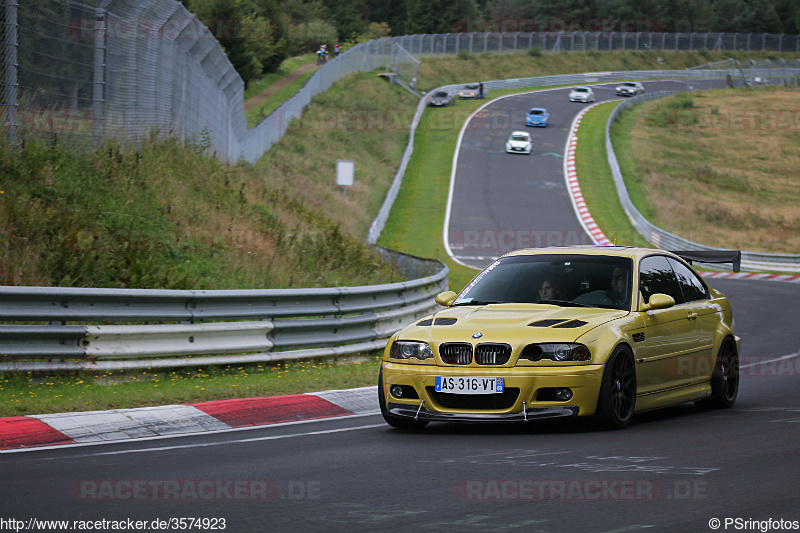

left=529, top=319, right=565, bottom=327
left=554, top=320, right=588, bottom=328
left=529, top=319, right=587, bottom=328
left=417, top=317, right=458, bottom=326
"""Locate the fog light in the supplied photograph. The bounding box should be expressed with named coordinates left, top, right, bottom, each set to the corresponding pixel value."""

left=554, top=388, right=573, bottom=401
left=390, top=385, right=405, bottom=398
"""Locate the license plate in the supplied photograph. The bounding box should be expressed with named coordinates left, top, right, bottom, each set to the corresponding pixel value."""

left=435, top=377, right=504, bottom=394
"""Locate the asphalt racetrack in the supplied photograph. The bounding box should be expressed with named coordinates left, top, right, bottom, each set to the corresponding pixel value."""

left=3, top=81, right=800, bottom=533
left=446, top=80, right=689, bottom=270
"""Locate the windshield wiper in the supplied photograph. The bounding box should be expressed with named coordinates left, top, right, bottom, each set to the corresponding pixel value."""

left=451, top=300, right=501, bottom=306
left=538, top=299, right=596, bottom=308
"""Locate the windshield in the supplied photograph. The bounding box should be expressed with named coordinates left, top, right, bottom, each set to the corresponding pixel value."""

left=529, top=109, right=543, bottom=115
left=433, top=91, right=448, bottom=97
left=455, top=254, right=633, bottom=310
left=574, top=88, right=588, bottom=92
left=465, top=84, right=479, bottom=89
left=511, top=134, right=528, bottom=141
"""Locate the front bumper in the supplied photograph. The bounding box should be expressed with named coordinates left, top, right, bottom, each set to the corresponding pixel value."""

left=388, top=402, right=578, bottom=423
left=381, top=361, right=605, bottom=423
left=506, top=146, right=531, bottom=153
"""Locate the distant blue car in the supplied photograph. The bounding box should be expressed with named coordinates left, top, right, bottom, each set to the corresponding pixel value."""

left=525, top=107, right=550, bottom=127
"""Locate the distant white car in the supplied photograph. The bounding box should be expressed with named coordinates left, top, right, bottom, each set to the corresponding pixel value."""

left=569, top=86, right=595, bottom=103
left=616, top=81, right=645, bottom=96
left=506, top=131, right=532, bottom=154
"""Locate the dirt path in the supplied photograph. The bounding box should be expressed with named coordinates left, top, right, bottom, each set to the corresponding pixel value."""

left=244, top=62, right=317, bottom=114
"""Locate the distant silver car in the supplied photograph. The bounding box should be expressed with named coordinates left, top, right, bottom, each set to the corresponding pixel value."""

left=458, top=83, right=483, bottom=99
left=569, top=86, right=595, bottom=103
left=615, top=81, right=644, bottom=96
left=429, top=90, right=455, bottom=107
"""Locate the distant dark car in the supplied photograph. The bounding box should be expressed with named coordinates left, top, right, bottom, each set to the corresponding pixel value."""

left=429, top=90, right=455, bottom=107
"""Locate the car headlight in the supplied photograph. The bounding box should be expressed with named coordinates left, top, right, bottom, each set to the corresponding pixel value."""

left=390, top=340, right=433, bottom=360
left=518, top=343, right=590, bottom=362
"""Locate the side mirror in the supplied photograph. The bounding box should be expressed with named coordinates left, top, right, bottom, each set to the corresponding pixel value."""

left=644, top=293, right=675, bottom=311
left=435, top=291, right=457, bottom=307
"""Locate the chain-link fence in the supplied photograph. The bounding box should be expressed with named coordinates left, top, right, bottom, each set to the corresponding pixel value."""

left=685, top=58, right=800, bottom=91
left=3, top=0, right=800, bottom=162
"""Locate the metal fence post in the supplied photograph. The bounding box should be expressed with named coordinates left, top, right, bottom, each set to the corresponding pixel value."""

left=3, top=0, right=18, bottom=146
left=92, top=4, right=108, bottom=148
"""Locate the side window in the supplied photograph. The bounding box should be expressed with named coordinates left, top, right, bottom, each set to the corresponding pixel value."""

left=668, top=258, right=710, bottom=302
left=639, top=255, right=685, bottom=305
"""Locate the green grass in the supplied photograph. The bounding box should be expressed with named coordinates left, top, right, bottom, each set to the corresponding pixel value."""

left=378, top=100, right=485, bottom=293
left=0, top=357, right=381, bottom=417
left=245, top=55, right=318, bottom=127
left=576, top=101, right=651, bottom=246
left=243, top=54, right=315, bottom=100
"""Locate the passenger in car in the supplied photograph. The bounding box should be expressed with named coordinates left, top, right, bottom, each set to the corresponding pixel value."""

left=538, top=278, right=565, bottom=302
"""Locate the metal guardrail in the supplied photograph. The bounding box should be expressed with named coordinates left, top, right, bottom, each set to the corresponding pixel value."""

left=606, top=92, right=800, bottom=273
left=0, top=250, right=448, bottom=372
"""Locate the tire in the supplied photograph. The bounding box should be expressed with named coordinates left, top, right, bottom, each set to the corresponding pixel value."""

left=695, top=337, right=739, bottom=409
left=596, top=346, right=636, bottom=429
left=378, top=368, right=429, bottom=430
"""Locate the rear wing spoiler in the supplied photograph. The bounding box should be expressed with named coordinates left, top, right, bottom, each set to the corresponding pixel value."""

left=671, top=250, right=741, bottom=273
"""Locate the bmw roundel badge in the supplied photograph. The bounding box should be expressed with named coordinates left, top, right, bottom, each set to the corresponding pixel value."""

left=472, top=333, right=483, bottom=339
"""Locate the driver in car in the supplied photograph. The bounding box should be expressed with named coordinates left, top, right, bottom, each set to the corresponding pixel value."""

left=574, top=267, right=628, bottom=306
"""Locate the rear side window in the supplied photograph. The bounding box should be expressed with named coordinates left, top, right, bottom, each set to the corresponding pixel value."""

left=668, top=258, right=710, bottom=302
left=639, top=255, right=684, bottom=305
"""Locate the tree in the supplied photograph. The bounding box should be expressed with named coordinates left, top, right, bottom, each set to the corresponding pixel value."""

left=210, top=0, right=261, bottom=84
left=405, top=0, right=481, bottom=34
left=322, top=0, right=368, bottom=41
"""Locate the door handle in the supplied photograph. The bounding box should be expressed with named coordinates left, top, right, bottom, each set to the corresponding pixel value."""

left=687, top=312, right=698, bottom=320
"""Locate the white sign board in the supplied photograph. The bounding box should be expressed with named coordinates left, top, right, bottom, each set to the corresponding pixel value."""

left=336, top=160, right=354, bottom=187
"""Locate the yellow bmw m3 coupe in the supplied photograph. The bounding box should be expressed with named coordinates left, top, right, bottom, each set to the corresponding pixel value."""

left=379, top=247, right=741, bottom=429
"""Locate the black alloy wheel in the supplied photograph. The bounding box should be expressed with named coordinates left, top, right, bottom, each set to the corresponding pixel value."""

left=597, top=346, right=637, bottom=429
left=696, top=337, right=739, bottom=409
